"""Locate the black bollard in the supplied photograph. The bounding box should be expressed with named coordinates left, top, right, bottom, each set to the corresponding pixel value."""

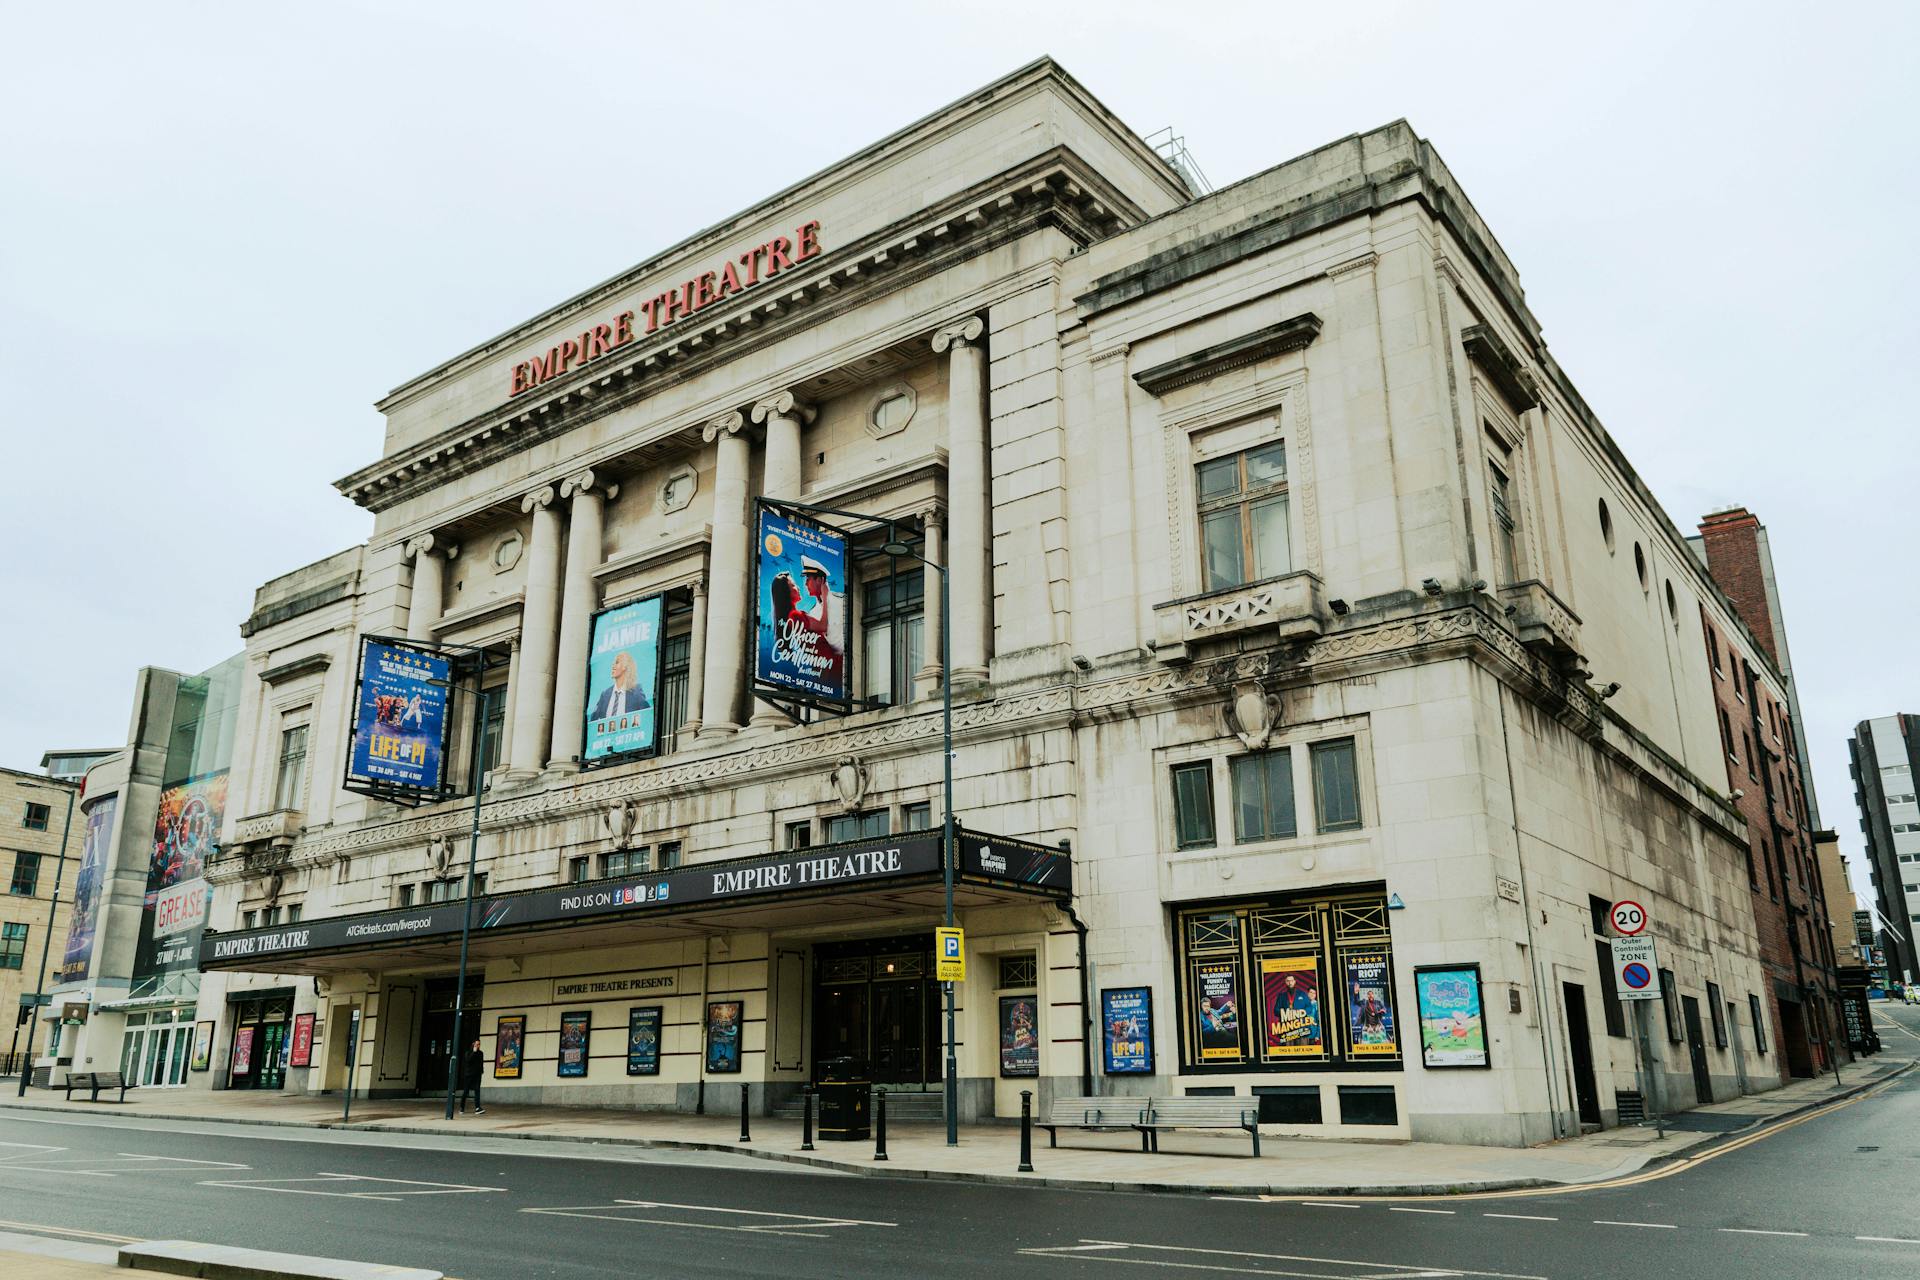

left=1018, top=1090, right=1034, bottom=1172
left=874, top=1087, right=889, bottom=1162
left=801, top=1088, right=815, bottom=1151
left=739, top=1083, right=751, bottom=1144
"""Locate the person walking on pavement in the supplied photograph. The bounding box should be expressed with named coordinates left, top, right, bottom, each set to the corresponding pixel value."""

left=457, top=1037, right=485, bottom=1115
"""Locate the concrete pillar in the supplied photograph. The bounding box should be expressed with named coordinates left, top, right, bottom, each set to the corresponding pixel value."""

left=681, top=580, right=707, bottom=741
left=747, top=390, right=815, bottom=731
left=403, top=534, right=456, bottom=642
left=934, top=315, right=990, bottom=684
left=547, top=469, right=617, bottom=772
left=913, top=505, right=945, bottom=703
left=697, top=411, right=750, bottom=739
left=506, top=485, right=561, bottom=776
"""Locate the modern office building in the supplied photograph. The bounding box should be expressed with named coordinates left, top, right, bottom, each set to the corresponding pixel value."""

left=1849, top=714, right=1920, bottom=983
left=34, top=61, right=1828, bottom=1145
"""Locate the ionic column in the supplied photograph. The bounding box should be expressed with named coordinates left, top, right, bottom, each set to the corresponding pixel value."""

left=747, top=390, right=815, bottom=730
left=912, top=506, right=945, bottom=703
left=403, top=534, right=457, bottom=642
left=505, top=485, right=561, bottom=776
left=681, top=580, right=707, bottom=740
left=696, top=411, right=750, bottom=739
left=934, top=315, right=990, bottom=683
left=547, top=469, right=618, bottom=772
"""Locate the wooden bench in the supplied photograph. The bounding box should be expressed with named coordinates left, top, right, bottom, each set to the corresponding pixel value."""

left=63, top=1071, right=135, bottom=1103
left=1039, top=1096, right=1149, bottom=1150
left=1140, top=1096, right=1262, bottom=1156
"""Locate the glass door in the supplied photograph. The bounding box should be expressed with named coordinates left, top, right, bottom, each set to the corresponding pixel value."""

left=142, top=1029, right=173, bottom=1087
left=871, top=981, right=925, bottom=1085
left=257, top=1024, right=288, bottom=1090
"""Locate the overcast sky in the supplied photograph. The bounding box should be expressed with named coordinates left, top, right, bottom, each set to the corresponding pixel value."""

left=3, top=3, right=1913, bottom=906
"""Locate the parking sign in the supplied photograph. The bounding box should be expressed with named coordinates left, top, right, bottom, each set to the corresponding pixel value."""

left=935, top=926, right=966, bottom=982
left=1611, top=935, right=1661, bottom=1002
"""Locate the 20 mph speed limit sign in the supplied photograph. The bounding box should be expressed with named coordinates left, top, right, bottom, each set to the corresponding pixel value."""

left=1610, top=900, right=1648, bottom=936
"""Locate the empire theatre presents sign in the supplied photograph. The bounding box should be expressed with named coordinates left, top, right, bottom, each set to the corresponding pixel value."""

left=509, top=221, right=823, bottom=399
left=204, top=831, right=1070, bottom=968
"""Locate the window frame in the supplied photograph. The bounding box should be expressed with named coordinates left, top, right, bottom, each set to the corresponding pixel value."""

left=273, top=723, right=310, bottom=812
left=857, top=564, right=925, bottom=709
left=0, top=921, right=27, bottom=969
left=22, top=802, right=50, bottom=831
left=1171, top=762, right=1218, bottom=850
left=9, top=850, right=41, bottom=896
left=1229, top=749, right=1296, bottom=844
left=1195, top=440, right=1292, bottom=592
left=1311, top=739, right=1363, bottom=833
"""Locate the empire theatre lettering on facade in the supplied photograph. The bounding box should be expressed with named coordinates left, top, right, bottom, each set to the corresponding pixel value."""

left=509, top=221, right=825, bottom=398
left=135, top=61, right=1833, bottom=1147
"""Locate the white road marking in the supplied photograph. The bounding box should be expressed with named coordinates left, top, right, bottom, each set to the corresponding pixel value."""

left=198, top=1172, right=501, bottom=1201
left=1018, top=1239, right=1546, bottom=1279
left=0, top=1153, right=247, bottom=1177
left=1388, top=1207, right=1455, bottom=1215
left=521, top=1199, right=896, bottom=1240
left=1300, top=1202, right=1360, bottom=1209
left=1593, top=1220, right=1676, bottom=1229
left=1856, top=1236, right=1920, bottom=1244
left=1717, top=1228, right=1807, bottom=1237
left=1482, top=1214, right=1557, bottom=1222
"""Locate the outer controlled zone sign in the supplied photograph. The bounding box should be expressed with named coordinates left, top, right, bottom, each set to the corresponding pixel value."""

left=1610, top=935, right=1661, bottom=1002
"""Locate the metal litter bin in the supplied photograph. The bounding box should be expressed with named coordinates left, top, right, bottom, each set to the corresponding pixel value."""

left=815, top=1056, right=870, bottom=1141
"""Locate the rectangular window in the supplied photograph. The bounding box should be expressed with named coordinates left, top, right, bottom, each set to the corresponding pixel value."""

left=1230, top=750, right=1296, bottom=842
left=860, top=570, right=925, bottom=708
left=470, top=688, right=506, bottom=792
left=1311, top=739, right=1362, bottom=832
left=1747, top=994, right=1766, bottom=1053
left=784, top=821, right=812, bottom=851
left=656, top=841, right=681, bottom=869
left=273, top=724, right=310, bottom=811
left=1719, top=709, right=1736, bottom=760
left=659, top=629, right=692, bottom=754
left=825, top=812, right=888, bottom=843
left=1171, top=763, right=1217, bottom=849
left=23, top=802, right=49, bottom=831
left=902, top=802, right=933, bottom=832
left=471, top=874, right=486, bottom=897
left=1707, top=981, right=1728, bottom=1048
left=568, top=856, right=590, bottom=883
left=600, top=851, right=629, bottom=879
left=0, top=922, right=26, bottom=969
left=998, top=954, right=1037, bottom=989
left=243, top=910, right=257, bottom=930
left=1595, top=938, right=1627, bottom=1037
left=1487, top=439, right=1520, bottom=584
left=398, top=885, right=415, bottom=908
left=287, top=904, right=302, bottom=923
left=1660, top=969, right=1683, bottom=1042
left=1196, top=441, right=1290, bottom=591
left=261, top=906, right=280, bottom=927
left=9, top=851, right=40, bottom=896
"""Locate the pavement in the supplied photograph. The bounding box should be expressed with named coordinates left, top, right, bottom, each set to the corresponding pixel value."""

left=0, top=1041, right=1909, bottom=1196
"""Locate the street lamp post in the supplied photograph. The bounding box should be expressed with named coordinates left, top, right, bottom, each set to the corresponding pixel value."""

left=433, top=661, right=493, bottom=1122
left=17, top=781, right=78, bottom=1097
left=883, top=537, right=958, bottom=1147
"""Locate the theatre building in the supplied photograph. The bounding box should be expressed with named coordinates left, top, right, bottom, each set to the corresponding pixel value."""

left=185, top=60, right=1805, bottom=1144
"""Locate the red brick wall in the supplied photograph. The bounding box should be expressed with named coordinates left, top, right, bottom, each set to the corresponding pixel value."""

left=1698, top=508, right=1779, bottom=667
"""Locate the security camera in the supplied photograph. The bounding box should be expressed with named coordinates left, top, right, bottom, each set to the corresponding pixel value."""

left=1422, top=578, right=1444, bottom=597
left=1599, top=682, right=1622, bottom=699
left=1730, top=789, right=1746, bottom=802
left=1071, top=654, right=1093, bottom=672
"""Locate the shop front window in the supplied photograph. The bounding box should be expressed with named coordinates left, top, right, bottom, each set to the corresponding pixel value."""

left=1175, top=892, right=1400, bottom=1072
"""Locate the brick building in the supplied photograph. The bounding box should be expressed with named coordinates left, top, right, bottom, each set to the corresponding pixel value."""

left=1693, top=508, right=1841, bottom=1078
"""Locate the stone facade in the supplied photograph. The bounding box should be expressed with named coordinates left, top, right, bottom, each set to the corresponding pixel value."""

left=1, top=766, right=79, bottom=1071
left=96, top=59, right=1827, bottom=1144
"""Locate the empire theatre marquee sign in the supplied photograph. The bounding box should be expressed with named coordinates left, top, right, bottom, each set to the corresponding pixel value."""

left=201, top=831, right=1068, bottom=968
left=509, top=220, right=825, bottom=399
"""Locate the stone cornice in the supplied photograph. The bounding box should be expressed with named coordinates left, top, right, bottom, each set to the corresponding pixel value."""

left=1460, top=323, right=1540, bottom=412
left=1130, top=313, right=1322, bottom=396
left=282, top=602, right=1623, bottom=867
left=430, top=590, right=524, bottom=643
left=336, top=154, right=1137, bottom=515
left=259, top=654, right=331, bottom=686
